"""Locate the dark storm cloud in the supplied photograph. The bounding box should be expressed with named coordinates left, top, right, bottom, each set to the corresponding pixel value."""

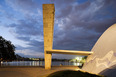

left=55, top=0, right=116, bottom=31
left=8, top=19, right=43, bottom=36
left=53, top=0, right=116, bottom=51
left=57, top=5, right=73, bottom=18
left=54, top=0, right=76, bottom=17
left=28, top=40, right=43, bottom=49
left=86, top=18, right=116, bottom=32
left=54, top=0, right=76, bottom=7
left=7, top=18, right=44, bottom=52
left=53, top=27, right=99, bottom=51
left=1, top=0, right=116, bottom=58
left=15, top=39, right=44, bottom=52
left=16, top=36, right=30, bottom=42
left=74, top=1, right=90, bottom=10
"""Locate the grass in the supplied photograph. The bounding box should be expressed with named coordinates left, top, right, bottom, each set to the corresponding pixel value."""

left=47, top=70, right=106, bottom=77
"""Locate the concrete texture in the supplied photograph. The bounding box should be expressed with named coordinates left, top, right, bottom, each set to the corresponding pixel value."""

left=82, top=24, right=116, bottom=77
left=43, top=4, right=55, bottom=69
left=47, top=49, right=92, bottom=56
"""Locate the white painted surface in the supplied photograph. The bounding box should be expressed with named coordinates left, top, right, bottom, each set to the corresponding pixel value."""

left=82, top=24, right=116, bottom=75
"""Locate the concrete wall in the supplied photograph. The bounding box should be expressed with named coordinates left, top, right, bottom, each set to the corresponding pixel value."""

left=82, top=24, right=116, bottom=76
left=43, top=4, right=55, bottom=69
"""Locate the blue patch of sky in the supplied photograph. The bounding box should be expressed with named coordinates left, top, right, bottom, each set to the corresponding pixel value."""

left=107, top=7, right=116, bottom=18
left=0, top=0, right=5, bottom=6
left=0, top=26, right=29, bottom=47
left=0, top=0, right=25, bottom=25
left=77, top=0, right=88, bottom=4
left=0, top=0, right=31, bottom=47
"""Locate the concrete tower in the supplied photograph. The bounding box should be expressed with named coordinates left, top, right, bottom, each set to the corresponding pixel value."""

left=43, top=4, right=55, bottom=69
left=43, top=4, right=92, bottom=70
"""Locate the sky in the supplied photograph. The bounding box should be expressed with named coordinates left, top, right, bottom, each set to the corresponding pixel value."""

left=0, top=0, right=116, bottom=59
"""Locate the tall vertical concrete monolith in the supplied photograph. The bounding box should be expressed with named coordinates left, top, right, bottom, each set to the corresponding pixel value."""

left=43, top=4, right=55, bottom=69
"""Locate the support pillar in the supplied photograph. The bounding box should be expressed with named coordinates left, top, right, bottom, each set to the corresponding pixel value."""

left=43, top=4, right=55, bottom=69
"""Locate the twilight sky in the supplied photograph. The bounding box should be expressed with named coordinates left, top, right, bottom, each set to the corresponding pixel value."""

left=0, top=0, right=116, bottom=59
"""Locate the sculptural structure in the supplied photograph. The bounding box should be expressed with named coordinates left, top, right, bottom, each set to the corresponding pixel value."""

left=43, top=4, right=92, bottom=69
left=43, top=4, right=116, bottom=77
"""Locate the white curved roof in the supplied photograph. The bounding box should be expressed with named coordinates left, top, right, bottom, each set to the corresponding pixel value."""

left=82, top=24, right=116, bottom=74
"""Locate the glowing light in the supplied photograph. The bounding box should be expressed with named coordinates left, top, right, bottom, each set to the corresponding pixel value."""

left=75, top=57, right=82, bottom=62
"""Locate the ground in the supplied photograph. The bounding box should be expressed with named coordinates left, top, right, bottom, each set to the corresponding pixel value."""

left=0, top=66, right=79, bottom=77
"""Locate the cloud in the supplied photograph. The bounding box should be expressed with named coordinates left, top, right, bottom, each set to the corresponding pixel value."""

left=1, top=0, right=116, bottom=58
left=52, top=54, right=79, bottom=59
left=2, top=0, right=44, bottom=58
left=53, top=27, right=99, bottom=51
left=5, top=0, right=38, bottom=14
left=16, top=49, right=44, bottom=58
left=57, top=5, right=73, bottom=18
left=53, top=0, right=116, bottom=51
left=5, top=0, right=42, bottom=22
left=4, top=0, right=43, bottom=37
left=16, top=36, right=31, bottom=42
left=7, top=18, right=43, bottom=36
left=56, top=0, right=116, bottom=31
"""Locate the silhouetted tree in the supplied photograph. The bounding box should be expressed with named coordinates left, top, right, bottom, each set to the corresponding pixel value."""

left=0, top=36, right=16, bottom=61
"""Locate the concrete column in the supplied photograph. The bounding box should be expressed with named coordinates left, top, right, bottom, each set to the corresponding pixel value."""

left=43, top=4, right=55, bottom=69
